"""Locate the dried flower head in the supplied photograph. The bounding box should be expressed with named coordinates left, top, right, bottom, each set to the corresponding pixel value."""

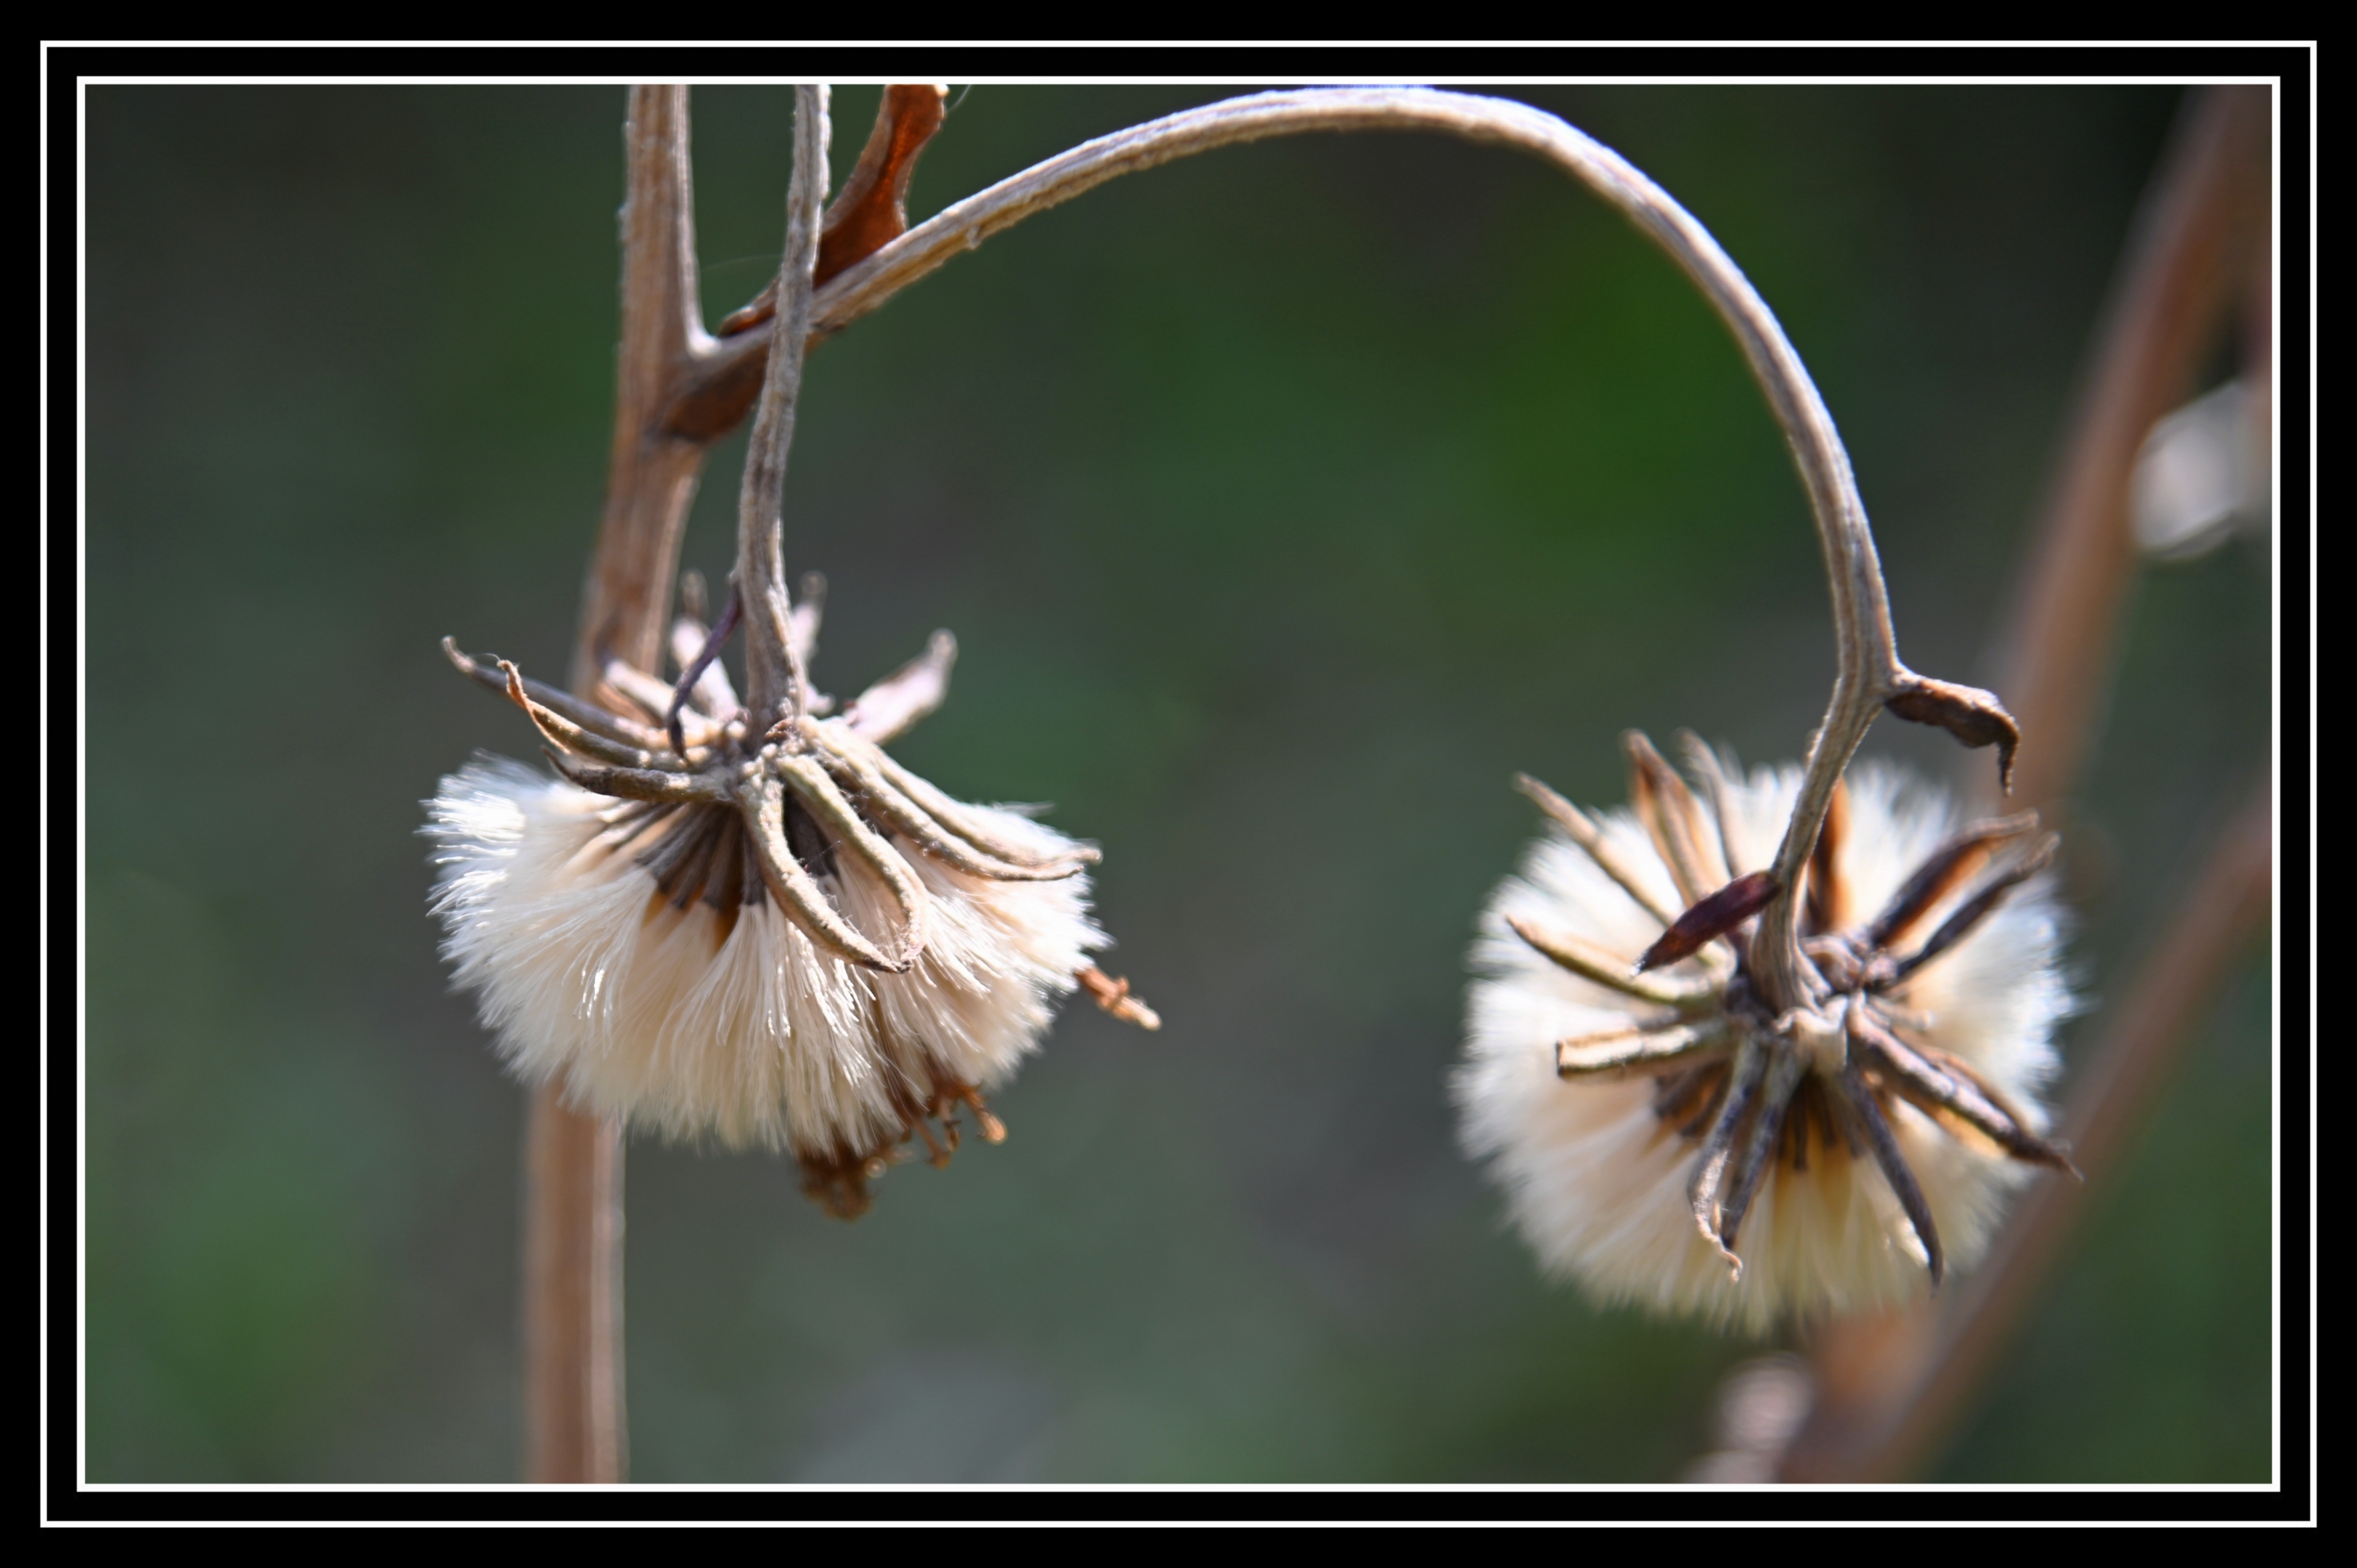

left=1457, top=738, right=2074, bottom=1331
left=427, top=592, right=1152, bottom=1217
left=426, top=85, right=1153, bottom=1218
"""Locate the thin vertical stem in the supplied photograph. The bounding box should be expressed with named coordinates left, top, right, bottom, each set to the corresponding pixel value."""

left=522, top=1092, right=626, bottom=1482
left=570, top=85, right=721, bottom=695
left=737, top=85, right=830, bottom=735
left=528, top=82, right=720, bottom=1485
left=510, top=81, right=934, bottom=1479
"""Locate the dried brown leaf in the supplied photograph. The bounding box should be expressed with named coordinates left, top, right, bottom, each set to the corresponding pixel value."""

left=715, top=84, right=950, bottom=338
left=1884, top=674, right=2023, bottom=792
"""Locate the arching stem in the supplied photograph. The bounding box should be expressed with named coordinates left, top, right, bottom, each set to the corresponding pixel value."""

left=703, top=87, right=2007, bottom=1013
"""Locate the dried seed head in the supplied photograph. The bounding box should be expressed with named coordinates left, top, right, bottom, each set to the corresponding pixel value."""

left=1456, top=747, right=2072, bottom=1334
left=428, top=608, right=1152, bottom=1219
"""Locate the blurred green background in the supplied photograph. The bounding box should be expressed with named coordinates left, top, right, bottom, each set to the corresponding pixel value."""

left=84, top=83, right=2274, bottom=1482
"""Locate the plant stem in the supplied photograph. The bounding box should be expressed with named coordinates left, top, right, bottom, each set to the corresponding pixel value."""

left=518, top=81, right=928, bottom=1479
left=701, top=86, right=1918, bottom=1015
left=570, top=85, right=722, bottom=697
left=1775, top=84, right=2274, bottom=1482
left=737, top=85, right=829, bottom=735
left=522, top=1090, right=627, bottom=1482
left=527, top=82, right=719, bottom=1486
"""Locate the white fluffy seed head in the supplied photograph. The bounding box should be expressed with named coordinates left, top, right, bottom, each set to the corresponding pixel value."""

left=424, top=755, right=1105, bottom=1175
left=1455, top=761, right=2071, bottom=1334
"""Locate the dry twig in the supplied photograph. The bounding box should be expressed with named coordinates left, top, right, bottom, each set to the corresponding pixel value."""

left=1772, top=85, right=2275, bottom=1482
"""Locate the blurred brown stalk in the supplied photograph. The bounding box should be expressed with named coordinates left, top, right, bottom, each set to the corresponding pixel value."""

left=526, top=84, right=711, bottom=1486
left=1776, top=84, right=2275, bottom=1483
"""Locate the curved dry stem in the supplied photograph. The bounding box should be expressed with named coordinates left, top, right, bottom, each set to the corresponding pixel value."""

left=446, top=639, right=672, bottom=754
left=545, top=747, right=726, bottom=806
left=1688, top=1040, right=1768, bottom=1278
left=823, top=725, right=1099, bottom=870
left=737, top=85, right=831, bottom=734
left=694, top=88, right=1998, bottom=1013
left=800, top=88, right=1929, bottom=1009
left=501, top=661, right=698, bottom=772
left=740, top=768, right=903, bottom=972
left=776, top=751, right=932, bottom=965
left=1718, top=1047, right=1810, bottom=1256
left=813, top=742, right=1084, bottom=883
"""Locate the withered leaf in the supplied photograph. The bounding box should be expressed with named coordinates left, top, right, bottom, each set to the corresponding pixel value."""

left=715, top=84, right=950, bottom=338
left=1884, top=674, right=2022, bottom=792
left=1637, top=870, right=1779, bottom=973
left=816, top=83, right=948, bottom=287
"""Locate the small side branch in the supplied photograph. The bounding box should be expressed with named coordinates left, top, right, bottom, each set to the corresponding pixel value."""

left=1078, top=966, right=1163, bottom=1030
